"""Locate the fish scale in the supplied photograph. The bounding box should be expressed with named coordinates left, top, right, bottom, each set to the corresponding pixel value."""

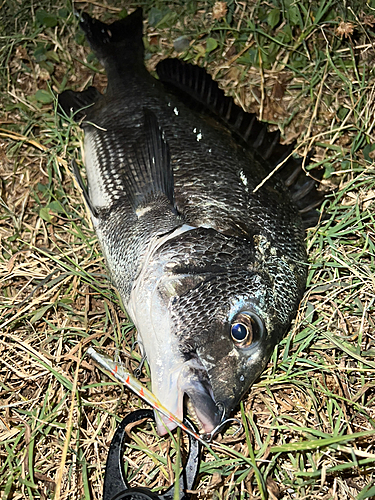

left=58, top=8, right=321, bottom=437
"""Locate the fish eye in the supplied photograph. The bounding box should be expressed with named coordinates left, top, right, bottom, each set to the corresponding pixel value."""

left=230, top=312, right=264, bottom=347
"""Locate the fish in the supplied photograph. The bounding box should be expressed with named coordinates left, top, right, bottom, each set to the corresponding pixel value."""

left=58, top=8, right=323, bottom=437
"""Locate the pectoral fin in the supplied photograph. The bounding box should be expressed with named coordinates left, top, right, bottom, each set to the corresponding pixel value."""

left=124, top=109, right=176, bottom=215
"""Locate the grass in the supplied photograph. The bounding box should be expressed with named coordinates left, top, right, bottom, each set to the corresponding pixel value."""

left=1, top=0, right=375, bottom=498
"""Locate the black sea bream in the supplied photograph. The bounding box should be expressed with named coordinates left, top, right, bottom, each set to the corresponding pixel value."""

left=59, top=8, right=321, bottom=435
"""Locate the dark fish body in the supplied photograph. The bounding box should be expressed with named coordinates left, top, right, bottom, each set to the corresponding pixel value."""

left=59, top=9, right=318, bottom=435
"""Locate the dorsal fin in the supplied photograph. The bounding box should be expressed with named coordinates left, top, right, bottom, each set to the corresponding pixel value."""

left=156, top=58, right=325, bottom=227
left=156, top=58, right=285, bottom=161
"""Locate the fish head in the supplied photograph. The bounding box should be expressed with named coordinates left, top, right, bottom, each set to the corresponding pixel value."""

left=130, top=227, right=305, bottom=437
left=171, top=271, right=279, bottom=431
left=150, top=263, right=300, bottom=437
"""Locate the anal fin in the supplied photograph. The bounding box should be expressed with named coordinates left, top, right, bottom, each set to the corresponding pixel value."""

left=58, top=86, right=102, bottom=122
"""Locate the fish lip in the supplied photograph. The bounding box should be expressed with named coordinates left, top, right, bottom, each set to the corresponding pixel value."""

left=154, top=357, right=222, bottom=436
left=184, top=390, right=222, bottom=435
left=178, top=359, right=222, bottom=434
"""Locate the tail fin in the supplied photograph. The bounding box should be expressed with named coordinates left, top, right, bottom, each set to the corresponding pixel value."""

left=78, top=8, right=144, bottom=69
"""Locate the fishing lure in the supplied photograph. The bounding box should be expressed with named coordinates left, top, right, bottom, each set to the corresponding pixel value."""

left=87, top=346, right=233, bottom=445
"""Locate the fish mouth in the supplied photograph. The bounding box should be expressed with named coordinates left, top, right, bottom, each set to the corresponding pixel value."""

left=154, top=358, right=222, bottom=436
left=182, top=365, right=223, bottom=434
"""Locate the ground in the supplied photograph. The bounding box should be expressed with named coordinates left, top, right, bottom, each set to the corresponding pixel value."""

left=1, top=1, right=375, bottom=499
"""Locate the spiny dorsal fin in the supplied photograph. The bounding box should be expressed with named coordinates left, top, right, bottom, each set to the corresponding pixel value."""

left=58, top=86, right=102, bottom=122
left=156, top=58, right=283, bottom=158
left=125, top=109, right=176, bottom=215
left=156, top=58, right=326, bottom=227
